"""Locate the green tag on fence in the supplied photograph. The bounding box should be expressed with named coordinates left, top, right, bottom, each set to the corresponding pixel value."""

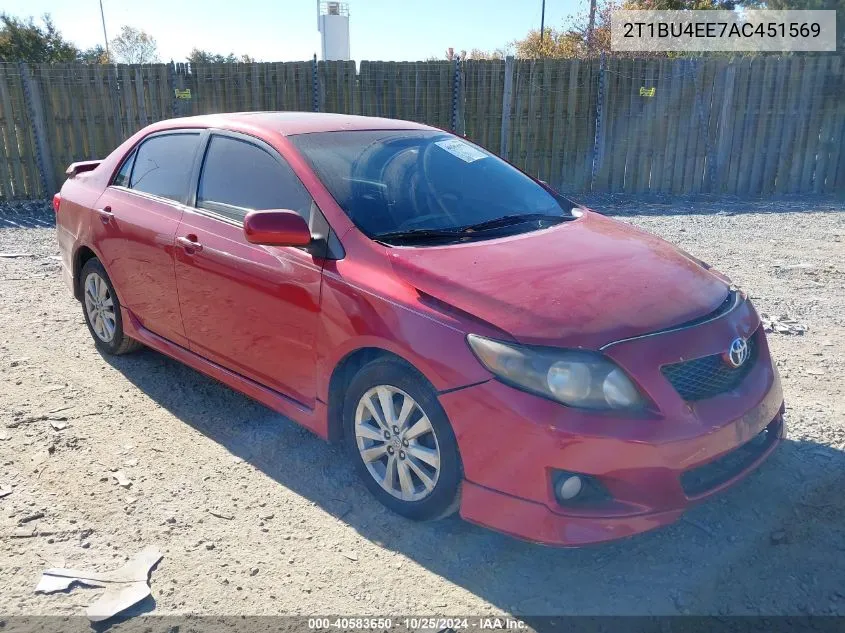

left=174, top=89, right=192, bottom=100
left=639, top=87, right=655, bottom=97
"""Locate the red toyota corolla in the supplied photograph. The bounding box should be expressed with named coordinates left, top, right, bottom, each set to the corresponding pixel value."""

left=54, top=112, right=783, bottom=546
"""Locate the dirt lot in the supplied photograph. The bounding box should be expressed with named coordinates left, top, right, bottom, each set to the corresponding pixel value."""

left=1, top=197, right=844, bottom=619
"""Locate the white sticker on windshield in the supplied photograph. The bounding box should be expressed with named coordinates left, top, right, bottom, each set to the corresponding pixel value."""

left=434, top=139, right=487, bottom=163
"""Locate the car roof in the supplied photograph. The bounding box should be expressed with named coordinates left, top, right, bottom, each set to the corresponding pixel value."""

left=156, top=111, right=437, bottom=136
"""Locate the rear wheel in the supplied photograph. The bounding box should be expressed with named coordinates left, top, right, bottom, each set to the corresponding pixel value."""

left=343, top=358, right=461, bottom=521
left=80, top=258, right=142, bottom=355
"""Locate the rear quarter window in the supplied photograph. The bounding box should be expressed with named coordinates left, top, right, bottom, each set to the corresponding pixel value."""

left=112, top=150, right=136, bottom=188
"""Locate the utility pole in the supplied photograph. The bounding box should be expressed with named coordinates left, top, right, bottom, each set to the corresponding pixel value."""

left=540, top=0, right=546, bottom=42
left=586, top=0, right=597, bottom=54
left=99, top=0, right=110, bottom=60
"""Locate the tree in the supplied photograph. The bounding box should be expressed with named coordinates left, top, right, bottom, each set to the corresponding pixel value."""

left=742, top=0, right=845, bottom=52
left=0, top=13, right=78, bottom=62
left=511, top=0, right=742, bottom=58
left=511, top=0, right=622, bottom=59
left=429, top=47, right=508, bottom=61
left=78, top=44, right=109, bottom=64
left=466, top=48, right=507, bottom=60
left=632, top=0, right=736, bottom=7
left=110, top=25, right=158, bottom=64
left=187, top=48, right=256, bottom=64
left=513, top=27, right=585, bottom=58
left=188, top=48, right=232, bottom=63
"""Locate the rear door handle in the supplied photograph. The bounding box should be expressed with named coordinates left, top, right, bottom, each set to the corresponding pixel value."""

left=95, top=207, right=113, bottom=224
left=176, top=236, right=203, bottom=252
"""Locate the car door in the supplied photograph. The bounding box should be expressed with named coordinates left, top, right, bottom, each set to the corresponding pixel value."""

left=173, top=132, right=325, bottom=408
left=92, top=130, right=203, bottom=348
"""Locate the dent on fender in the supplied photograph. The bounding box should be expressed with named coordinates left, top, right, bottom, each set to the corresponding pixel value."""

left=315, top=265, right=494, bottom=402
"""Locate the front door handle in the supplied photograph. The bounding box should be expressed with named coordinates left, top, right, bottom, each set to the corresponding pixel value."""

left=96, top=207, right=113, bottom=224
left=176, top=236, right=203, bottom=252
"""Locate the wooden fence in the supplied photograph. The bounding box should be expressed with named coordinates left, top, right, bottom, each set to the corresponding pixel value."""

left=0, top=56, right=843, bottom=200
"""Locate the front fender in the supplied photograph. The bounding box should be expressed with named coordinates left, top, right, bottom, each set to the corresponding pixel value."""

left=315, top=274, right=494, bottom=404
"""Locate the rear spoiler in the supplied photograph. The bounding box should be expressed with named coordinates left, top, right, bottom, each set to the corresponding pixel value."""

left=65, top=160, right=101, bottom=178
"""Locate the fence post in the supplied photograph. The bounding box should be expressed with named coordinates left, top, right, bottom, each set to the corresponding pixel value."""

left=312, top=54, right=319, bottom=112
left=451, top=57, right=462, bottom=133
left=168, top=62, right=177, bottom=119
left=590, top=52, right=606, bottom=192
left=19, top=63, right=56, bottom=196
left=169, top=62, right=185, bottom=119
left=108, top=65, right=125, bottom=141
left=500, top=55, right=514, bottom=160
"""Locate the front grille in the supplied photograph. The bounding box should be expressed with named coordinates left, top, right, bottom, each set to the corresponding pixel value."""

left=661, top=333, right=758, bottom=401
left=681, top=416, right=781, bottom=497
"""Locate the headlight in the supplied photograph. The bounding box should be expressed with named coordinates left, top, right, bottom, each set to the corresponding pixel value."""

left=466, top=334, right=645, bottom=411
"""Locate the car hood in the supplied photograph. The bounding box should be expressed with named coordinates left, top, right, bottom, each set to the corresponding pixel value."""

left=386, top=211, right=730, bottom=349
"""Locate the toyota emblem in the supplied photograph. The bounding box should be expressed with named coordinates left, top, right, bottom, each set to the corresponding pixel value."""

left=725, top=337, right=749, bottom=368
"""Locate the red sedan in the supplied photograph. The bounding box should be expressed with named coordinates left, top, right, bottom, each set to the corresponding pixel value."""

left=54, top=112, right=783, bottom=546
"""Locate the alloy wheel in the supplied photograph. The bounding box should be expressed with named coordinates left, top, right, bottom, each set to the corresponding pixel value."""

left=354, top=385, right=441, bottom=502
left=84, top=272, right=116, bottom=343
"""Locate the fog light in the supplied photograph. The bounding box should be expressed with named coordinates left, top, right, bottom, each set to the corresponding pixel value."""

left=556, top=475, right=583, bottom=501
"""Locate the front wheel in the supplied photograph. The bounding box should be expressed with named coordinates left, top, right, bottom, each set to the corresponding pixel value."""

left=343, top=358, right=462, bottom=521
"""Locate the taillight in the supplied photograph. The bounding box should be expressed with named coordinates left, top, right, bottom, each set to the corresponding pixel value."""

left=52, top=193, right=61, bottom=213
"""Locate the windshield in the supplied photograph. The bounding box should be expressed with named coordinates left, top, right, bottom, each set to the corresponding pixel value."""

left=288, top=130, right=573, bottom=243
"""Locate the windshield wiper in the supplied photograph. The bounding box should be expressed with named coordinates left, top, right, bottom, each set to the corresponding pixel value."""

left=455, top=213, right=572, bottom=233
left=373, top=227, right=467, bottom=244
left=374, top=213, right=572, bottom=245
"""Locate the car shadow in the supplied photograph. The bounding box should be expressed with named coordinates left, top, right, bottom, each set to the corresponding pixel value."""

left=102, top=347, right=845, bottom=618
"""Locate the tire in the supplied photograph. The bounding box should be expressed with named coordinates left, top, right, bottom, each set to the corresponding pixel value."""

left=80, top=258, right=142, bottom=356
left=343, top=358, right=462, bottom=521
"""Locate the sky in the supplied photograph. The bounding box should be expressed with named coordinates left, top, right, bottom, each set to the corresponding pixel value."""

left=2, top=0, right=582, bottom=63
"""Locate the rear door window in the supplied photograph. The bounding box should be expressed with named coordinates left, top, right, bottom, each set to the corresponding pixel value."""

left=196, top=135, right=312, bottom=223
left=129, top=133, right=201, bottom=202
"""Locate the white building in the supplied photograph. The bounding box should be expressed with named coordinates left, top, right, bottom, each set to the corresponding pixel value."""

left=317, top=1, right=351, bottom=61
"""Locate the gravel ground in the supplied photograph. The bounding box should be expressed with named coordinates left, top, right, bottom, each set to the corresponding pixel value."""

left=1, top=197, right=844, bottom=619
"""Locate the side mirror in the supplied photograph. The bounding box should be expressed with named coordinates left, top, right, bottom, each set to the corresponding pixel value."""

left=243, top=210, right=311, bottom=247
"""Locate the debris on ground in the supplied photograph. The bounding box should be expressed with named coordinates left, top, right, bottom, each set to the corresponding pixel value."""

left=207, top=508, right=234, bottom=520
left=18, top=511, right=45, bottom=524
left=7, top=413, right=68, bottom=429
left=0, top=252, right=34, bottom=258
left=34, top=546, right=162, bottom=622
left=50, top=420, right=67, bottom=431
left=0, top=486, right=12, bottom=499
left=770, top=530, right=789, bottom=546
left=112, top=471, right=132, bottom=488
left=0, top=429, right=9, bottom=441
left=760, top=313, right=809, bottom=335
